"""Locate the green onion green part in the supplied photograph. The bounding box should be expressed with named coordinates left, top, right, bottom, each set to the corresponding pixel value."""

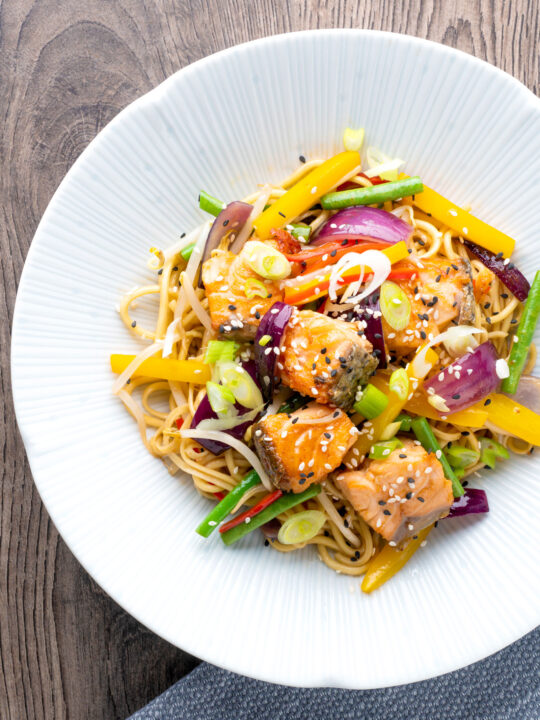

left=353, top=383, right=389, bottom=419
left=204, top=340, right=238, bottom=365
left=369, top=438, right=404, bottom=460
left=277, top=510, right=326, bottom=545
left=389, top=368, right=410, bottom=401
left=180, top=242, right=196, bottom=261
left=199, top=190, right=226, bottom=217
left=380, top=281, right=412, bottom=331
left=206, top=381, right=236, bottom=416
left=446, top=445, right=480, bottom=470
left=290, top=223, right=312, bottom=243
left=320, top=176, right=423, bottom=210
left=196, top=470, right=261, bottom=537
left=411, top=416, right=464, bottom=497
left=501, top=269, right=540, bottom=394
left=395, top=413, right=413, bottom=432
left=479, top=438, right=509, bottom=469
left=220, top=484, right=321, bottom=546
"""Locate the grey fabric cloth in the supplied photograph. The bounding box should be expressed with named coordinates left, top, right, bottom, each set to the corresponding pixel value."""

left=129, top=628, right=539, bottom=720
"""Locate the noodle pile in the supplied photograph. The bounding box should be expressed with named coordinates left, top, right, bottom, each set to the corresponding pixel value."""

left=114, top=160, right=533, bottom=576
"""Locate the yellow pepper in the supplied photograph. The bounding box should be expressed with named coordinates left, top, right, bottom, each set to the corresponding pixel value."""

left=254, top=151, right=360, bottom=239
left=486, top=393, right=540, bottom=446
left=110, top=354, right=211, bottom=384
left=361, top=526, right=432, bottom=593
left=399, top=173, right=515, bottom=258
left=403, top=391, right=488, bottom=428
left=283, top=241, right=410, bottom=305
left=351, top=348, right=439, bottom=457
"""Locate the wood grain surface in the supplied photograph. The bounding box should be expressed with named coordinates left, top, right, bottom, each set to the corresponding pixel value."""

left=1, top=1, right=538, bottom=718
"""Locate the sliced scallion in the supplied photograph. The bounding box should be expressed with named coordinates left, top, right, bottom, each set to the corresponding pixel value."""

left=343, top=127, right=365, bottom=152
left=290, top=223, right=312, bottom=243
left=446, top=445, right=480, bottom=470
left=380, top=281, right=411, bottom=331
left=369, top=438, right=404, bottom=460
left=204, top=340, right=238, bottom=365
left=243, top=277, right=269, bottom=299
left=217, top=362, right=264, bottom=410
left=206, top=381, right=236, bottom=416
left=242, top=240, right=291, bottom=280
left=277, top=510, right=326, bottom=545
left=353, top=383, right=389, bottom=419
left=479, top=438, right=509, bottom=469
left=389, top=367, right=410, bottom=401
left=180, top=242, right=196, bottom=261
left=199, top=190, right=226, bottom=216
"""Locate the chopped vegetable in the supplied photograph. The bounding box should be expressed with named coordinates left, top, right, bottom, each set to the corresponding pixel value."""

left=195, top=470, right=260, bottom=537
left=314, top=206, right=413, bottom=247
left=243, top=240, right=291, bottom=280
left=479, top=437, right=509, bottom=469
left=220, top=484, right=322, bottom=545
left=180, top=242, right=196, bottom=261
left=380, top=280, right=411, bottom=331
left=361, top=526, right=432, bottom=593
left=199, top=190, right=226, bottom=216
left=464, top=241, right=530, bottom=302
left=217, top=361, right=264, bottom=410
left=343, top=127, right=365, bottom=152
left=365, top=146, right=404, bottom=181
left=446, top=445, right=480, bottom=470
left=402, top=174, right=515, bottom=258
left=254, top=151, right=361, bottom=239
left=369, top=438, right=403, bottom=459
left=110, top=354, right=211, bottom=384
left=254, top=301, right=293, bottom=402
left=290, top=223, right=312, bottom=243
left=447, top=488, right=489, bottom=518
left=378, top=420, right=402, bottom=441
left=277, top=510, right=327, bottom=544
left=423, top=342, right=500, bottom=414
left=411, top=416, right=464, bottom=497
left=353, top=383, right=389, bottom=419
left=206, top=381, right=236, bottom=416
left=501, top=270, right=540, bottom=394
left=283, top=241, right=410, bottom=305
left=204, top=340, right=238, bottom=365
left=441, top=325, right=479, bottom=358
left=243, top=278, right=269, bottom=299
left=219, top=489, right=283, bottom=533
left=355, top=291, right=387, bottom=369
left=287, top=239, right=390, bottom=273
left=401, top=389, right=488, bottom=428
left=320, top=176, right=423, bottom=210
left=389, top=368, right=409, bottom=401
left=199, top=200, right=252, bottom=287
left=395, top=413, right=412, bottom=432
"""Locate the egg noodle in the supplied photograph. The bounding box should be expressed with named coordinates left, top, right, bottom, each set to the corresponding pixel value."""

left=114, top=158, right=533, bottom=577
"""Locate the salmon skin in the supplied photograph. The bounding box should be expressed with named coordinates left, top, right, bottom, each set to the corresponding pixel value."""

left=253, top=403, right=358, bottom=493
left=335, top=438, right=453, bottom=543
left=202, top=250, right=283, bottom=341
left=278, top=309, right=378, bottom=410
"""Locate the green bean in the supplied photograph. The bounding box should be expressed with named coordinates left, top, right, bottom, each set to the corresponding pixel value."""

left=411, top=417, right=464, bottom=497
left=501, top=270, right=540, bottom=394
left=196, top=470, right=260, bottom=537
left=320, top=176, right=423, bottom=210
left=220, top=484, right=321, bottom=546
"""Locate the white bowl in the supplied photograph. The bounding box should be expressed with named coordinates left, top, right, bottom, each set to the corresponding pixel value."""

left=12, top=30, right=540, bottom=688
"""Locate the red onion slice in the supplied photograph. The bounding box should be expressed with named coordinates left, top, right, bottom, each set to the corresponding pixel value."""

left=447, top=488, right=489, bottom=517
left=254, top=302, right=293, bottom=402
left=464, top=240, right=530, bottom=302
left=424, top=342, right=500, bottom=413
left=190, top=361, right=262, bottom=455
left=313, top=207, right=412, bottom=247
left=354, top=292, right=387, bottom=369
left=198, top=201, right=252, bottom=287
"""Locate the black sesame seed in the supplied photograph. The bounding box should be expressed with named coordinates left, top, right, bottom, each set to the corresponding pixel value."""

left=451, top=263, right=459, bottom=271
left=278, top=211, right=286, bottom=218
left=508, top=263, right=515, bottom=270
left=299, top=155, right=306, bottom=163
left=307, top=471, right=314, bottom=478
left=374, top=333, right=382, bottom=339
left=255, top=311, right=261, bottom=319
left=331, top=369, right=338, bottom=377
left=501, top=293, right=509, bottom=299
left=320, top=347, right=327, bottom=354
left=264, top=539, right=270, bottom=546
left=407, top=477, right=414, bottom=483
left=484, top=302, right=491, bottom=309
left=333, top=411, right=340, bottom=418
left=131, top=320, right=137, bottom=328
left=344, top=520, right=349, bottom=528
left=228, top=304, right=236, bottom=311
left=484, top=398, right=492, bottom=406
left=338, top=506, right=347, bottom=517
left=157, top=268, right=163, bottom=275
left=299, top=478, right=306, bottom=485
left=383, top=509, right=391, bottom=516
left=223, top=219, right=229, bottom=227
left=324, top=432, right=331, bottom=439
left=405, top=491, right=413, bottom=499
left=219, top=324, right=225, bottom=333
left=461, top=431, right=470, bottom=436
left=292, top=417, right=299, bottom=424
left=126, top=378, right=131, bottom=384
left=496, top=252, right=503, bottom=259
left=486, top=316, right=491, bottom=324
left=434, top=521, right=439, bottom=528
left=312, top=362, right=317, bottom=370
left=452, top=393, right=461, bottom=399
left=378, top=500, right=386, bottom=506
left=435, top=274, right=441, bottom=283
left=408, top=248, right=413, bottom=254
left=420, top=330, right=427, bottom=340
left=354, top=550, right=361, bottom=559
left=417, top=496, right=425, bottom=503
left=325, top=356, right=331, bottom=364
left=330, top=250, right=337, bottom=257
left=417, top=239, right=425, bottom=246
left=510, top=318, right=518, bottom=324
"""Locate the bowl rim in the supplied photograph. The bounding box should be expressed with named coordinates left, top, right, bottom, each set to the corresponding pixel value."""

left=11, top=28, right=540, bottom=688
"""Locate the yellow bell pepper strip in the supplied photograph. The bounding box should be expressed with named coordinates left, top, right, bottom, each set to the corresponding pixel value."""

left=485, top=393, right=540, bottom=446
left=283, top=241, right=409, bottom=305
left=402, top=390, right=488, bottom=428
left=361, top=526, right=432, bottom=593
left=110, top=354, right=211, bottom=384
left=254, top=151, right=360, bottom=239
left=351, top=347, right=439, bottom=458
left=400, top=173, right=515, bottom=258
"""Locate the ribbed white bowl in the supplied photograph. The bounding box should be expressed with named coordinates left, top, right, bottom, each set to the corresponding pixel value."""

left=12, top=30, right=540, bottom=688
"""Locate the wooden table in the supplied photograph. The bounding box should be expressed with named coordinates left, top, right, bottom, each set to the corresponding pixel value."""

left=1, top=1, right=537, bottom=717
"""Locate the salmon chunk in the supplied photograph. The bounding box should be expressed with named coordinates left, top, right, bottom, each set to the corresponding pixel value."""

left=384, top=257, right=475, bottom=355
left=335, top=438, right=453, bottom=543
left=278, top=310, right=378, bottom=410
left=202, top=250, right=283, bottom=341
left=253, top=403, right=358, bottom=493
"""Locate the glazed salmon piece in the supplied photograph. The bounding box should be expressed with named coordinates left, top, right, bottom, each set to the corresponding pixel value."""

left=253, top=403, right=358, bottom=493
left=383, top=257, right=475, bottom=355
left=278, top=309, right=378, bottom=410
left=335, top=438, right=453, bottom=543
left=201, top=250, right=283, bottom=341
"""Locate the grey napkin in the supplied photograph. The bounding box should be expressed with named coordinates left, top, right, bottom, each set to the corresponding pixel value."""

left=129, top=627, right=539, bottom=720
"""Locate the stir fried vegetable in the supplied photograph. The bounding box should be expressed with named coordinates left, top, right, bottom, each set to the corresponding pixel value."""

left=196, top=470, right=261, bottom=537
left=199, top=190, right=226, bottom=216
left=110, top=354, right=211, bottom=383
left=369, top=438, right=403, bottom=459
left=484, top=394, right=540, bottom=446
left=411, top=417, right=464, bottom=497
left=219, top=489, right=283, bottom=533
left=320, top=176, right=423, bottom=210
left=353, top=383, right=389, bottom=419
left=277, top=510, right=327, bottom=544
left=361, top=526, right=432, bottom=593
left=502, top=270, right=540, bottom=394
left=479, top=438, right=509, bottom=469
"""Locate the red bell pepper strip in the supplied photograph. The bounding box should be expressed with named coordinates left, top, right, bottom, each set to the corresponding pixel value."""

left=219, top=489, right=283, bottom=533
left=214, top=491, right=226, bottom=500
left=175, top=418, right=184, bottom=429
left=287, top=239, right=390, bottom=269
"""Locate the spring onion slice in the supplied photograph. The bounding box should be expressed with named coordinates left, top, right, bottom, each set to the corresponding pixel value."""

left=277, top=510, right=327, bottom=545
left=354, top=383, right=389, bottom=419
left=206, top=381, right=236, bottom=416
left=243, top=278, right=269, bottom=299
left=379, top=421, right=402, bottom=441
left=199, top=190, right=226, bottom=216
left=343, top=127, right=365, bottom=152
left=446, top=445, right=480, bottom=470
left=242, top=240, right=291, bottom=280
left=180, top=242, right=196, bottom=261
left=389, top=368, right=410, bottom=401
left=204, top=340, right=238, bottom=365
left=369, top=438, right=403, bottom=459
left=380, top=281, right=411, bottom=331
left=328, top=249, right=391, bottom=303
left=290, top=223, right=312, bottom=243
left=479, top=437, right=509, bottom=469
left=217, top=362, right=264, bottom=410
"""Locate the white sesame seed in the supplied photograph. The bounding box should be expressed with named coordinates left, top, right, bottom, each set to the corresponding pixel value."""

left=245, top=517, right=251, bottom=524
left=308, top=459, right=315, bottom=467
left=376, top=518, right=382, bottom=528
left=449, top=209, right=458, bottom=217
